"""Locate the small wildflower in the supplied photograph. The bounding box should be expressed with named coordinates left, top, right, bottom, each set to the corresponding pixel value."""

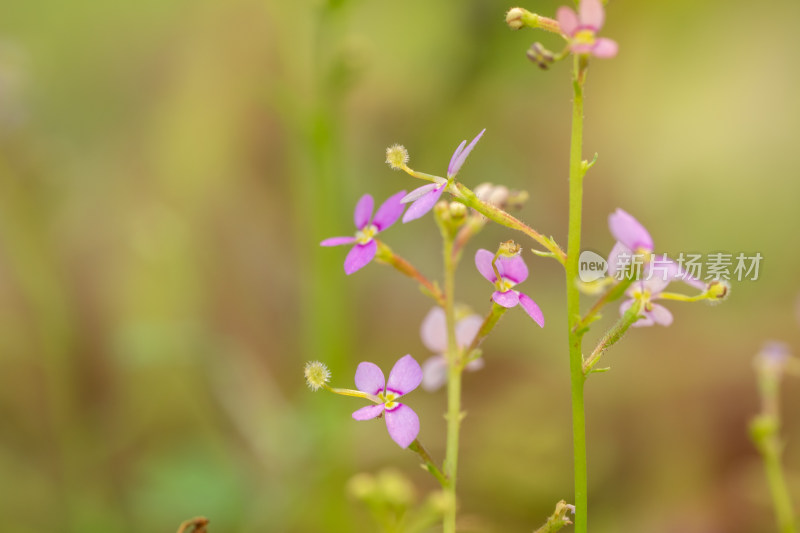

left=475, top=249, right=544, bottom=326
left=557, top=0, right=618, bottom=58
left=385, top=144, right=409, bottom=170
left=527, top=42, right=555, bottom=70
left=620, top=275, right=674, bottom=327
left=352, top=354, right=423, bottom=448
left=304, top=361, right=331, bottom=391
left=419, top=307, right=484, bottom=391
left=321, top=191, right=406, bottom=275
left=402, top=129, right=485, bottom=223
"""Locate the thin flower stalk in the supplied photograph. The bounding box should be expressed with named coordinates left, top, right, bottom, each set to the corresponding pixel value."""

left=375, top=240, right=446, bottom=306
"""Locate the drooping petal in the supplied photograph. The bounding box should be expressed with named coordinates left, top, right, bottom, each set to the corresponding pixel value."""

left=344, top=240, right=378, bottom=275
left=320, top=236, right=356, bottom=247
left=475, top=249, right=499, bottom=283
left=592, top=38, right=618, bottom=58
left=648, top=303, right=673, bottom=327
left=421, top=355, right=448, bottom=392
left=492, top=290, right=519, bottom=308
left=497, top=254, right=529, bottom=284
left=355, top=361, right=385, bottom=395
left=518, top=292, right=545, bottom=327
left=447, top=129, right=485, bottom=178
left=455, top=314, right=483, bottom=349
left=386, top=354, right=423, bottom=395
left=557, top=6, right=579, bottom=36
left=579, top=0, right=605, bottom=30
left=402, top=184, right=446, bottom=223
left=402, top=183, right=439, bottom=204
left=352, top=403, right=384, bottom=420
left=420, top=308, right=448, bottom=354
left=354, top=194, right=374, bottom=230
left=384, top=404, right=420, bottom=448
left=607, top=241, right=633, bottom=278
left=372, top=190, right=407, bottom=231
left=608, top=208, right=654, bottom=252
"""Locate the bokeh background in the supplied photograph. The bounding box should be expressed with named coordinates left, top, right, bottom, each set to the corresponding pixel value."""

left=1, top=0, right=799, bottom=531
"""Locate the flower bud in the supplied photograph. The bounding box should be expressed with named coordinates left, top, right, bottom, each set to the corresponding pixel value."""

left=705, top=279, right=730, bottom=302
left=505, top=7, right=527, bottom=30
left=385, top=144, right=409, bottom=170
left=449, top=201, right=467, bottom=220
left=487, top=185, right=510, bottom=206
left=304, top=361, right=331, bottom=391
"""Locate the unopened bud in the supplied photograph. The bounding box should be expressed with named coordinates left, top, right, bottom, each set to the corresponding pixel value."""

left=527, top=42, right=555, bottom=70
left=449, top=201, right=467, bottom=220
left=505, top=8, right=527, bottom=30
left=487, top=185, right=510, bottom=207
left=706, top=280, right=730, bottom=302
left=473, top=182, right=493, bottom=201
left=385, top=144, right=409, bottom=170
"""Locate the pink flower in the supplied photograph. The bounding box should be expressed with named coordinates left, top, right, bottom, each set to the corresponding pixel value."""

left=557, top=0, right=618, bottom=58
left=607, top=208, right=705, bottom=291
left=352, top=355, right=423, bottom=448
left=620, top=275, right=674, bottom=327
left=402, top=129, right=485, bottom=223
left=419, top=307, right=484, bottom=391
left=320, top=191, right=406, bottom=275
left=475, top=249, right=544, bottom=327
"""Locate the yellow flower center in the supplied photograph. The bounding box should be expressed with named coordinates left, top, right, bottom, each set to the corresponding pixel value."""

left=379, top=390, right=399, bottom=410
left=355, top=224, right=378, bottom=244
left=574, top=29, right=596, bottom=47
left=496, top=277, right=515, bottom=293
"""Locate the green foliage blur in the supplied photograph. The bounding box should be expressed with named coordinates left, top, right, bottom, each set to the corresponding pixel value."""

left=1, top=0, right=799, bottom=531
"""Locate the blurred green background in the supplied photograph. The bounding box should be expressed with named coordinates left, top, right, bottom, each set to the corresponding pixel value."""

left=1, top=0, right=799, bottom=531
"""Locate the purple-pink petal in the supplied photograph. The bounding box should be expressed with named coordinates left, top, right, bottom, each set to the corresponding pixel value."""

left=608, top=208, right=653, bottom=252
left=447, top=129, right=485, bottom=178
left=492, top=290, right=520, bottom=308
left=402, top=183, right=439, bottom=204
left=448, top=140, right=467, bottom=177
left=352, top=403, right=384, bottom=421
left=579, top=0, right=605, bottom=30
left=496, top=254, right=529, bottom=284
left=475, top=249, right=499, bottom=283
left=344, top=240, right=377, bottom=275
left=455, top=314, right=483, bottom=349
left=607, top=241, right=633, bottom=278
left=386, top=354, right=423, bottom=395
left=355, top=361, right=385, bottom=395
left=557, top=6, right=579, bottom=36
left=592, top=38, right=618, bottom=58
left=402, top=184, right=446, bottom=223
left=354, top=194, right=374, bottom=230
left=320, top=236, right=356, bottom=247
left=421, top=355, right=448, bottom=392
left=384, top=404, right=420, bottom=448
left=648, top=303, right=673, bottom=326
left=420, top=307, right=448, bottom=354
left=372, top=190, right=407, bottom=231
left=518, top=293, right=545, bottom=327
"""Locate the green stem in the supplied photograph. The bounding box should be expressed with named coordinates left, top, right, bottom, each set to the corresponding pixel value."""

left=375, top=240, right=446, bottom=307
left=442, top=229, right=461, bottom=533
left=762, top=445, right=797, bottom=533
left=453, top=183, right=566, bottom=264
left=565, top=54, right=588, bottom=533
left=464, top=303, right=508, bottom=359
left=582, top=299, right=642, bottom=374
left=408, top=439, right=449, bottom=488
